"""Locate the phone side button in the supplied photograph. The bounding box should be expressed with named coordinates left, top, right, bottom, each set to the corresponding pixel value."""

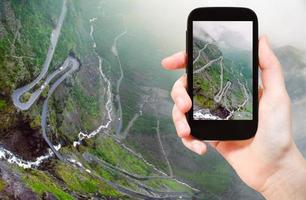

left=186, top=30, right=188, bottom=74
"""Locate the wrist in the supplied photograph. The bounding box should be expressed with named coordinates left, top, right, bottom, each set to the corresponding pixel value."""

left=260, top=145, right=306, bottom=200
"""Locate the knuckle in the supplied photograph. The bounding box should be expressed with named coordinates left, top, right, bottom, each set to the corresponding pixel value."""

left=170, top=87, right=177, bottom=100
left=172, top=106, right=180, bottom=123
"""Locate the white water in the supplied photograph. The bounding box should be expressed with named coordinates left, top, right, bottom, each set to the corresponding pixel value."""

left=193, top=48, right=251, bottom=120
left=0, top=144, right=61, bottom=169
left=73, top=18, right=113, bottom=147
left=4, top=0, right=68, bottom=169
left=67, top=157, right=92, bottom=174
left=193, top=109, right=223, bottom=120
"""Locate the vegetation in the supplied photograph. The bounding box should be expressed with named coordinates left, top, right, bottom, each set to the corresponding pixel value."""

left=30, top=115, right=41, bottom=129
left=0, top=0, right=240, bottom=198
left=193, top=36, right=252, bottom=119
left=194, top=95, right=215, bottom=109
left=10, top=0, right=62, bottom=74
left=0, top=179, right=6, bottom=192
left=20, top=169, right=74, bottom=200
left=72, top=86, right=99, bottom=118
left=41, top=84, right=50, bottom=98
left=55, top=162, right=122, bottom=197
left=51, top=0, right=91, bottom=69
left=0, top=99, right=6, bottom=111
left=20, top=92, right=31, bottom=103
left=91, top=136, right=153, bottom=176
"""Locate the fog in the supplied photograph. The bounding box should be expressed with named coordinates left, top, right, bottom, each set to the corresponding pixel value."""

left=194, top=21, right=253, bottom=50
left=132, top=0, right=306, bottom=51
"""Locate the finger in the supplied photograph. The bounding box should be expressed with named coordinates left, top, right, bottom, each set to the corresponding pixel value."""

left=171, top=75, right=192, bottom=113
left=258, top=85, right=263, bottom=101
left=172, top=105, right=190, bottom=138
left=162, top=51, right=187, bottom=70
left=259, top=36, right=286, bottom=94
left=181, top=135, right=207, bottom=155
left=208, top=141, right=220, bottom=149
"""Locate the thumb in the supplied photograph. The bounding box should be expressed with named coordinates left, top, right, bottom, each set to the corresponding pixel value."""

left=259, top=36, right=286, bottom=94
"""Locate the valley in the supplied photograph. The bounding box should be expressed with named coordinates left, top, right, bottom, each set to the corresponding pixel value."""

left=0, top=0, right=204, bottom=199
left=0, top=1, right=304, bottom=200
left=192, top=29, right=253, bottom=120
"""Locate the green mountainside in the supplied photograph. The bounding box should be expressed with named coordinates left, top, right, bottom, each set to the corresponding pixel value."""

left=0, top=0, right=215, bottom=199
left=3, top=0, right=304, bottom=200
left=193, top=34, right=253, bottom=120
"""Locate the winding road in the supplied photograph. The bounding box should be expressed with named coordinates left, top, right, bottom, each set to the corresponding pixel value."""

left=4, top=0, right=68, bottom=168
left=224, top=80, right=249, bottom=120
left=12, top=0, right=67, bottom=111
left=5, top=3, right=202, bottom=198
left=42, top=56, right=80, bottom=160
left=193, top=43, right=211, bottom=65
left=82, top=152, right=192, bottom=199
left=155, top=120, right=173, bottom=177
left=121, top=95, right=149, bottom=139
left=193, top=48, right=250, bottom=120
left=193, top=56, right=223, bottom=74
left=214, top=57, right=225, bottom=103
left=112, top=22, right=127, bottom=136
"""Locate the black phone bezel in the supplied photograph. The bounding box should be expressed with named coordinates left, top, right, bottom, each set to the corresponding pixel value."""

left=187, top=7, right=258, bottom=140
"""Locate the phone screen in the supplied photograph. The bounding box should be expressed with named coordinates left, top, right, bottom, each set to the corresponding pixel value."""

left=193, top=21, right=253, bottom=120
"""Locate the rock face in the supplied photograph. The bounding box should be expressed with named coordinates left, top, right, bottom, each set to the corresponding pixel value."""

left=0, top=162, right=38, bottom=200
left=42, top=192, right=57, bottom=200
left=1, top=119, right=49, bottom=161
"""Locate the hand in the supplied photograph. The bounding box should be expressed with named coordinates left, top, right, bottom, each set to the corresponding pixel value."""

left=162, top=36, right=306, bottom=200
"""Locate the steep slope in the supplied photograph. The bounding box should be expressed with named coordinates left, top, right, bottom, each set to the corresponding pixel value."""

left=0, top=0, right=204, bottom=199
left=1, top=0, right=304, bottom=199
left=193, top=33, right=253, bottom=120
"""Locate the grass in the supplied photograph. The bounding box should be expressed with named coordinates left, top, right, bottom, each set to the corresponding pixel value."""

left=81, top=135, right=194, bottom=195
left=55, top=162, right=121, bottom=197
left=0, top=99, right=6, bottom=111
left=129, top=112, right=156, bottom=135
left=20, top=169, right=74, bottom=200
left=72, top=86, right=100, bottom=118
left=87, top=157, right=139, bottom=190
left=177, top=162, right=231, bottom=194
left=146, top=178, right=193, bottom=194
left=50, top=0, right=92, bottom=69
left=10, top=0, right=62, bottom=69
left=0, top=179, right=6, bottom=191
left=91, top=136, right=153, bottom=176
left=194, top=95, right=215, bottom=109
left=29, top=115, right=41, bottom=129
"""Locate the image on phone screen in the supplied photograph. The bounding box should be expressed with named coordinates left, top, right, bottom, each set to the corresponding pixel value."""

left=193, top=21, right=253, bottom=120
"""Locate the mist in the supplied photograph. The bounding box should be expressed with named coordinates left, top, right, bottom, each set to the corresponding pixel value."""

left=132, top=0, right=306, bottom=52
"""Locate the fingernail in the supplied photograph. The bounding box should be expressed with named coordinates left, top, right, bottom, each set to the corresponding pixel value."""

left=176, top=121, right=188, bottom=137
left=161, top=57, right=170, bottom=66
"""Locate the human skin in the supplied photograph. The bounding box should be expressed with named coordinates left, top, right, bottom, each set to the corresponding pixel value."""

left=162, top=36, right=306, bottom=200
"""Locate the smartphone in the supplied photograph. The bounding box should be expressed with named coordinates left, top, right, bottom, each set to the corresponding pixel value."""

left=186, top=7, right=258, bottom=140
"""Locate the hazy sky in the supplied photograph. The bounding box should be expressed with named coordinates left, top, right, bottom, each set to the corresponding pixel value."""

left=132, top=0, right=306, bottom=51
left=194, top=21, right=253, bottom=50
